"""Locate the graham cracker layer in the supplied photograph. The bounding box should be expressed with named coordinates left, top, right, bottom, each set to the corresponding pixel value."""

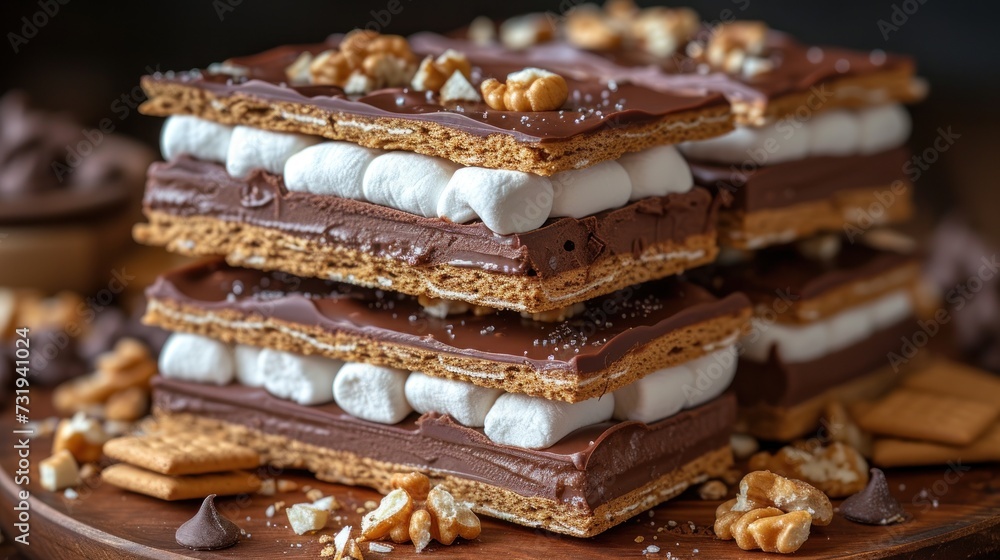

left=151, top=412, right=732, bottom=537
left=134, top=211, right=719, bottom=314
left=737, top=363, right=909, bottom=441
left=143, top=297, right=751, bottom=403
left=139, top=78, right=733, bottom=176
left=734, top=67, right=925, bottom=126
left=720, top=183, right=914, bottom=250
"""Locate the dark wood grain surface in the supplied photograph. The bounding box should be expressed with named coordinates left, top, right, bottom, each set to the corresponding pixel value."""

left=1, top=391, right=999, bottom=559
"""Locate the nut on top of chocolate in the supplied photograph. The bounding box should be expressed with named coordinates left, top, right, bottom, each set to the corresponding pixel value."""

left=840, top=468, right=907, bottom=525
left=175, top=494, right=241, bottom=550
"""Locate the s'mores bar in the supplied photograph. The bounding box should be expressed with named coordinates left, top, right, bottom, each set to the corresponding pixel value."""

left=145, top=261, right=749, bottom=536
left=700, top=237, right=922, bottom=440
left=134, top=30, right=735, bottom=313
left=131, top=27, right=753, bottom=538
left=499, top=4, right=925, bottom=249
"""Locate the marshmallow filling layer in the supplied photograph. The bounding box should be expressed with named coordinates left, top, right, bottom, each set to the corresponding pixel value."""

left=680, top=104, right=910, bottom=166
left=159, top=332, right=737, bottom=450
left=161, top=115, right=695, bottom=235
left=740, top=288, right=914, bottom=364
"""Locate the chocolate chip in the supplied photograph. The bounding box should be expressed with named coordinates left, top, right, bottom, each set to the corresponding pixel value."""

left=840, top=468, right=908, bottom=525
left=175, top=494, right=241, bottom=551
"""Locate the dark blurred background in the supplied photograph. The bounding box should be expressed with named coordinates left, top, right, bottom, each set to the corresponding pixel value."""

left=0, top=0, right=996, bottom=238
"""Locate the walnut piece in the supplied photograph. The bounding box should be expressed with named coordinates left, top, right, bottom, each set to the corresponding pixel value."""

left=307, top=30, right=416, bottom=94
left=363, top=476, right=482, bottom=551
left=716, top=495, right=813, bottom=553
left=631, top=7, right=700, bottom=58
left=53, top=412, right=108, bottom=464
left=705, top=21, right=770, bottom=74
left=566, top=6, right=623, bottom=51
left=481, top=68, right=568, bottom=112
left=411, top=49, right=472, bottom=93
left=748, top=441, right=869, bottom=498
left=361, top=488, right=413, bottom=540
left=735, top=470, right=833, bottom=526
left=499, top=14, right=555, bottom=50
left=390, top=471, right=431, bottom=501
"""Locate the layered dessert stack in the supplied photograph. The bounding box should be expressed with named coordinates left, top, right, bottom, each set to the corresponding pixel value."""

left=469, top=3, right=926, bottom=441
left=130, top=28, right=755, bottom=536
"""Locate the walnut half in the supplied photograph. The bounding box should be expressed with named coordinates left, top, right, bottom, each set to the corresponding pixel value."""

left=480, top=68, right=568, bottom=112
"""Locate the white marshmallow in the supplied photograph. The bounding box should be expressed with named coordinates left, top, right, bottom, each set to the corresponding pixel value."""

left=226, top=126, right=321, bottom=178
left=259, top=349, right=342, bottom=405
left=868, top=290, right=913, bottom=329
left=827, top=305, right=874, bottom=353
left=404, top=372, right=502, bottom=427
left=739, top=317, right=781, bottom=362
left=158, top=333, right=235, bottom=386
left=234, top=344, right=265, bottom=387
left=618, top=145, right=694, bottom=200
left=613, top=364, right=692, bottom=423
left=549, top=160, right=631, bottom=218
left=438, top=167, right=554, bottom=234
left=858, top=104, right=911, bottom=155
left=808, top=110, right=861, bottom=157
left=284, top=141, right=380, bottom=199
left=333, top=363, right=412, bottom=424
left=160, top=115, right=234, bottom=163
left=484, top=393, right=614, bottom=449
left=681, top=104, right=909, bottom=164
left=680, top=122, right=810, bottom=166
left=363, top=152, right=459, bottom=218
left=684, top=346, right=739, bottom=407
left=741, top=319, right=828, bottom=364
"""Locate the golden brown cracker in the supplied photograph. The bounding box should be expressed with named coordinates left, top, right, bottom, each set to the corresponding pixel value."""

left=103, top=433, right=259, bottom=475
left=902, top=359, right=1000, bottom=405
left=872, top=423, right=1000, bottom=468
left=858, top=389, right=999, bottom=447
left=101, top=464, right=261, bottom=501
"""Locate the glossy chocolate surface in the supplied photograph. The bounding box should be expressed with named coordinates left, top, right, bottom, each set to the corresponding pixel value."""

left=143, top=34, right=729, bottom=144
left=144, top=157, right=719, bottom=279
left=690, top=148, right=910, bottom=212
left=147, top=259, right=750, bottom=378
left=704, top=242, right=917, bottom=304
left=153, top=378, right=735, bottom=509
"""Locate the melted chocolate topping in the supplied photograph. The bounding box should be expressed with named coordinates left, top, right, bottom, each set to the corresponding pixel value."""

left=143, top=34, right=730, bottom=144
left=690, top=148, right=910, bottom=213
left=703, top=242, right=917, bottom=304
left=154, top=378, right=735, bottom=509
left=144, top=157, right=719, bottom=279
left=147, top=259, right=750, bottom=379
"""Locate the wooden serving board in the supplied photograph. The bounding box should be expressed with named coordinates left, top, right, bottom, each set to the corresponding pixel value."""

left=1, top=393, right=999, bottom=559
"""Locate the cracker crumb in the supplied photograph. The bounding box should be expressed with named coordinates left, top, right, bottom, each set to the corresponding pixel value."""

left=635, top=536, right=644, bottom=543
left=306, top=488, right=324, bottom=502
left=369, top=542, right=394, bottom=553
left=363, top=500, right=378, bottom=510
left=277, top=480, right=298, bottom=492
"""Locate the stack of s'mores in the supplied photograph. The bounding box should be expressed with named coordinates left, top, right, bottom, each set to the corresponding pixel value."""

left=458, top=5, right=926, bottom=442
left=131, top=27, right=756, bottom=536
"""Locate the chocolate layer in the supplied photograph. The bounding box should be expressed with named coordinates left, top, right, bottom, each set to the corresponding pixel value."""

left=690, top=148, right=910, bottom=213
left=143, top=35, right=729, bottom=144
left=733, top=317, right=916, bottom=407
left=153, top=377, right=735, bottom=509
left=146, top=259, right=749, bottom=376
left=429, top=29, right=917, bottom=114
left=705, top=242, right=917, bottom=304
left=144, top=157, right=719, bottom=279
